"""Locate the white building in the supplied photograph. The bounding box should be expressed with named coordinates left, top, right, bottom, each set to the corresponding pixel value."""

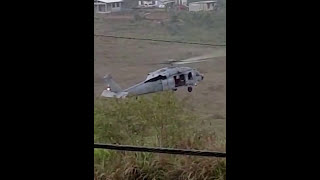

left=138, top=1, right=157, bottom=7
left=189, top=1, right=216, bottom=12
left=137, top=0, right=175, bottom=8
left=94, top=0, right=123, bottom=13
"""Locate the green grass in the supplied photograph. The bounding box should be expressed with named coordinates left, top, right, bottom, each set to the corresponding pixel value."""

left=94, top=92, right=226, bottom=180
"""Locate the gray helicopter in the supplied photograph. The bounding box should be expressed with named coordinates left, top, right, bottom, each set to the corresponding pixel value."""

left=100, top=54, right=219, bottom=98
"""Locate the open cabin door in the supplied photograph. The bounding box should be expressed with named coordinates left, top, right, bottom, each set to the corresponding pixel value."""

left=174, top=74, right=186, bottom=87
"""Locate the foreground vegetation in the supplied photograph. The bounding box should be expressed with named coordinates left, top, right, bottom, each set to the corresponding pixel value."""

left=94, top=92, right=226, bottom=180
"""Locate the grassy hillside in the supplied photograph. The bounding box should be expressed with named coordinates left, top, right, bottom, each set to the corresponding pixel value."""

left=165, top=10, right=226, bottom=44
left=94, top=92, right=226, bottom=180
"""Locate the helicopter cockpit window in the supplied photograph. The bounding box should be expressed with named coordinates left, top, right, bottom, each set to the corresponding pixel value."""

left=144, top=75, right=167, bottom=83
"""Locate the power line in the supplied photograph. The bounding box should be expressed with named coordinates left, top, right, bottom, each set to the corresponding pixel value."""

left=94, top=143, right=226, bottom=158
left=94, top=34, right=226, bottom=47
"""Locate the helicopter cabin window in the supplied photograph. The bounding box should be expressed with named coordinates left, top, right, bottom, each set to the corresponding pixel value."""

left=144, top=75, right=167, bottom=83
left=188, top=72, right=193, bottom=80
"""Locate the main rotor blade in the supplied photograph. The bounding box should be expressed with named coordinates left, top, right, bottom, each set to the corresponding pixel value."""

left=146, top=51, right=226, bottom=65
left=177, top=51, right=226, bottom=62
left=147, top=56, right=224, bottom=65
left=171, top=59, right=212, bottom=65
left=178, top=55, right=216, bottom=62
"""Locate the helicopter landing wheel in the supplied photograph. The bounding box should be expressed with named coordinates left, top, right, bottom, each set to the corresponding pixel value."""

left=188, top=87, right=193, bottom=92
left=173, top=88, right=177, bottom=91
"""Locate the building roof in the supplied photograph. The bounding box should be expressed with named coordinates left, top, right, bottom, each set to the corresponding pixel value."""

left=189, top=1, right=216, bottom=4
left=97, top=0, right=123, bottom=3
left=162, top=0, right=175, bottom=4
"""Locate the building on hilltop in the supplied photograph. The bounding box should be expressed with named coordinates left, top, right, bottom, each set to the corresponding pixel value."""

left=94, top=0, right=123, bottom=13
left=188, top=1, right=216, bottom=12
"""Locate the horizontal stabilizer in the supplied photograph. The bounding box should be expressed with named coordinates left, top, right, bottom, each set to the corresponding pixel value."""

left=101, top=90, right=128, bottom=98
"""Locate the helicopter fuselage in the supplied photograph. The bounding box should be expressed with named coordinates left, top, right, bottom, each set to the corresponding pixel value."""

left=123, top=67, right=204, bottom=97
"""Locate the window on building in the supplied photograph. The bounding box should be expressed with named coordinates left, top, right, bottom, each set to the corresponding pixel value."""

left=99, top=4, right=106, bottom=12
left=112, top=3, right=116, bottom=8
left=207, top=3, right=210, bottom=9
